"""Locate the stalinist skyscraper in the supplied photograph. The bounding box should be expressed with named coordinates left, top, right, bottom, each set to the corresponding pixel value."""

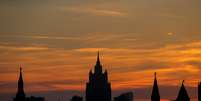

left=86, top=52, right=111, bottom=101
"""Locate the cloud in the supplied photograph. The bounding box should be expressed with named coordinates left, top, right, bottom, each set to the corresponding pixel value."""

left=61, top=6, right=127, bottom=17
left=74, top=48, right=133, bottom=52
left=184, top=60, right=201, bottom=70
left=0, top=45, right=49, bottom=51
left=167, top=32, right=174, bottom=36
left=31, top=35, right=82, bottom=40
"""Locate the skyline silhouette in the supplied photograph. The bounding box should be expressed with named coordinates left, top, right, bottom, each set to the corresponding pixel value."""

left=9, top=53, right=200, bottom=101
left=0, top=0, right=201, bottom=101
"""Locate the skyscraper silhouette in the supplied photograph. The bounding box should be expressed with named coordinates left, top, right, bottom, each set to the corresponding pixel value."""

left=176, top=80, right=190, bottom=101
left=14, top=67, right=26, bottom=101
left=86, top=52, right=111, bottom=101
left=151, top=72, right=160, bottom=101
left=199, top=82, right=201, bottom=101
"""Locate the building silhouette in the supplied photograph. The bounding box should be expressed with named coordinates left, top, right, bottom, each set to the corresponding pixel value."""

left=70, top=96, right=83, bottom=101
left=114, top=92, right=133, bottom=101
left=14, top=67, right=26, bottom=101
left=14, top=67, right=45, bottom=101
left=176, top=80, right=190, bottom=101
left=151, top=72, right=160, bottom=101
left=27, top=96, right=45, bottom=101
left=199, top=82, right=201, bottom=101
left=86, top=52, right=111, bottom=101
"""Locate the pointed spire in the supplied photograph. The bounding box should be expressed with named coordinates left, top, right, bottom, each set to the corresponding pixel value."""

left=94, top=51, right=102, bottom=74
left=176, top=80, right=190, bottom=101
left=151, top=72, right=160, bottom=101
left=96, top=51, right=100, bottom=65
left=16, top=67, right=25, bottom=99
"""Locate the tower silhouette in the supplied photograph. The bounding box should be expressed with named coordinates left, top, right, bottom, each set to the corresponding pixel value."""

left=151, top=72, right=160, bottom=101
left=14, top=67, right=26, bottom=101
left=199, top=82, right=201, bottom=101
left=13, top=67, right=45, bottom=101
left=176, top=80, right=190, bottom=101
left=86, top=52, right=111, bottom=101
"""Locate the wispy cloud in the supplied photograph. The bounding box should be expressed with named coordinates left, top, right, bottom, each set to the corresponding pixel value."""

left=61, top=6, right=127, bottom=17
left=74, top=48, right=133, bottom=52
left=0, top=35, right=201, bottom=96
left=0, top=45, right=49, bottom=51
left=31, top=35, right=82, bottom=40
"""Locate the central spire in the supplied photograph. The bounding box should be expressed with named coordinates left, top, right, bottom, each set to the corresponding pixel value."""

left=96, top=51, right=101, bottom=65
left=94, top=51, right=102, bottom=74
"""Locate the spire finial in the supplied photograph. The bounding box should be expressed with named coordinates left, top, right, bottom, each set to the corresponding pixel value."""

left=182, top=80, right=185, bottom=84
left=96, top=51, right=100, bottom=64
left=154, top=72, right=157, bottom=78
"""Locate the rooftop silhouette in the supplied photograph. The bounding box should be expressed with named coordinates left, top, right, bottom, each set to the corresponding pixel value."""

left=70, top=96, right=83, bottom=101
left=114, top=92, right=133, bottom=101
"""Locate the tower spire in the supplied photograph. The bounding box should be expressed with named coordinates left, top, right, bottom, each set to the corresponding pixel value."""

left=16, top=67, right=26, bottom=99
left=96, top=51, right=100, bottom=65
left=176, top=80, right=190, bottom=101
left=94, top=51, right=102, bottom=74
left=151, top=72, right=160, bottom=101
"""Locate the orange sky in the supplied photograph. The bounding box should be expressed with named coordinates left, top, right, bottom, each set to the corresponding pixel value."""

left=0, top=0, right=201, bottom=101
left=0, top=41, right=201, bottom=92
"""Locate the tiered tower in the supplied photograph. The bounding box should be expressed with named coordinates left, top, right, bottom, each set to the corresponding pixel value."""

left=86, top=52, right=111, bottom=101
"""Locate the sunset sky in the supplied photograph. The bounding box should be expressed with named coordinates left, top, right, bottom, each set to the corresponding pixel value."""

left=0, top=0, right=201, bottom=101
